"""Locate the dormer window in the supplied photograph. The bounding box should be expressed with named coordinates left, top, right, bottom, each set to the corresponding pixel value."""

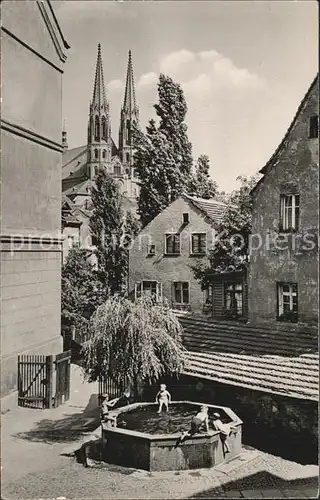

left=309, top=115, right=318, bottom=139
left=182, top=213, right=189, bottom=224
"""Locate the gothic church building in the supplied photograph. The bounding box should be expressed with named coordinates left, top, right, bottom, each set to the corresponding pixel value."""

left=62, top=44, right=139, bottom=214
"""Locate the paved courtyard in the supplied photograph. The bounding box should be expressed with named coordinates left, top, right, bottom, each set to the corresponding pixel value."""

left=1, top=366, right=318, bottom=499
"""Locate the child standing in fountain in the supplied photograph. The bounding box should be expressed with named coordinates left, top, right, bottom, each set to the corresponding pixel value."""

left=156, top=384, right=171, bottom=413
left=212, top=412, right=237, bottom=454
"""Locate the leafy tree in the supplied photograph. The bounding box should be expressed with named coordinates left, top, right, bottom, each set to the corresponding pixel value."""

left=191, top=174, right=260, bottom=287
left=187, top=155, right=218, bottom=199
left=82, top=295, right=186, bottom=399
left=89, top=168, right=138, bottom=297
left=134, top=74, right=193, bottom=227
left=61, top=247, right=104, bottom=340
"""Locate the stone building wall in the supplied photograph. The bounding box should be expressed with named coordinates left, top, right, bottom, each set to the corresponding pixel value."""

left=1, top=1, right=68, bottom=396
left=249, top=77, right=318, bottom=329
left=129, top=197, right=215, bottom=312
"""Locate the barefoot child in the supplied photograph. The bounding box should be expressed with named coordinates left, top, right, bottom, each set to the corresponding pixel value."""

left=212, top=412, right=237, bottom=454
left=177, top=405, right=210, bottom=445
left=155, top=384, right=171, bottom=413
left=100, top=393, right=119, bottom=423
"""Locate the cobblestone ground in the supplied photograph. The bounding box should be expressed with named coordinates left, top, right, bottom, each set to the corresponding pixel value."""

left=2, top=368, right=318, bottom=499
left=2, top=446, right=318, bottom=499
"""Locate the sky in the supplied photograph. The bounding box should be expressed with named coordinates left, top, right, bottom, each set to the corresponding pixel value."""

left=55, top=0, right=318, bottom=192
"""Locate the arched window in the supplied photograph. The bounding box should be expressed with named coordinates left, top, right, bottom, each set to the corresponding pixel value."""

left=126, top=152, right=130, bottom=163
left=102, top=149, right=106, bottom=159
left=102, top=116, right=107, bottom=139
left=94, top=116, right=100, bottom=141
left=126, top=119, right=131, bottom=144
left=94, top=148, right=99, bottom=159
left=114, top=164, right=121, bottom=176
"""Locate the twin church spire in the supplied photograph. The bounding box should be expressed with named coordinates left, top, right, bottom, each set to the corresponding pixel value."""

left=87, top=44, right=139, bottom=180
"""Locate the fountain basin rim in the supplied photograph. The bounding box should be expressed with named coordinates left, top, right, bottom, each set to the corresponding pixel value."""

left=101, top=424, right=240, bottom=442
left=102, top=400, right=243, bottom=440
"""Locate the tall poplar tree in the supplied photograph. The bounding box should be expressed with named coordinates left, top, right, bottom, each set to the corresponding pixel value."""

left=134, top=74, right=193, bottom=227
left=89, top=168, right=138, bottom=297
left=187, top=155, right=218, bottom=199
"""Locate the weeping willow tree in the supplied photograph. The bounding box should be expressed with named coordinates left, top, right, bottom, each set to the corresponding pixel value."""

left=82, top=295, right=186, bottom=399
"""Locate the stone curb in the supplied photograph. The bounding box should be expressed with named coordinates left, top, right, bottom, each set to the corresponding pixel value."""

left=60, top=426, right=101, bottom=456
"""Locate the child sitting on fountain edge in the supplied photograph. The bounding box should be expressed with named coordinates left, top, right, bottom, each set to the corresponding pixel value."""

left=176, top=405, right=210, bottom=445
left=156, top=384, right=171, bottom=413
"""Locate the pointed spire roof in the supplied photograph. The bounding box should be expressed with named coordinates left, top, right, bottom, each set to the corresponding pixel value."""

left=92, top=43, right=107, bottom=107
left=123, top=50, right=137, bottom=113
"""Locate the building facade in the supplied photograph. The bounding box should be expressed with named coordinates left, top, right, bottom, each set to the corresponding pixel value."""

left=129, top=194, right=234, bottom=314
left=249, top=75, right=319, bottom=330
left=62, top=45, right=139, bottom=211
left=1, top=1, right=69, bottom=396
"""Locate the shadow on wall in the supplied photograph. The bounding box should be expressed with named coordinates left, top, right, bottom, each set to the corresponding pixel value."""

left=188, top=470, right=318, bottom=498
left=13, top=394, right=100, bottom=444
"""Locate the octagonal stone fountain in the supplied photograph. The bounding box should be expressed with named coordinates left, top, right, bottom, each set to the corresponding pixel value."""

left=101, top=401, right=242, bottom=471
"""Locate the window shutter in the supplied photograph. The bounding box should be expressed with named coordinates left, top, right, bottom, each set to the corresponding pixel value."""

left=171, top=281, right=175, bottom=306
left=135, top=282, right=142, bottom=300
left=157, top=282, right=163, bottom=302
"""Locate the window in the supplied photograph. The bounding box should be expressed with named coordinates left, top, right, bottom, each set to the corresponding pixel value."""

left=126, top=119, right=131, bottom=144
left=102, top=149, right=106, bottom=159
left=114, top=164, right=121, bottom=176
left=309, top=115, right=318, bottom=139
left=191, top=233, right=207, bottom=254
left=183, top=213, right=189, bottom=224
left=147, top=244, right=156, bottom=255
left=173, top=282, right=189, bottom=305
left=165, top=234, right=180, bottom=255
left=135, top=281, right=162, bottom=302
left=102, top=116, right=107, bottom=139
left=67, top=235, right=80, bottom=249
left=94, top=116, right=100, bottom=141
left=224, top=282, right=243, bottom=318
left=204, top=287, right=213, bottom=305
left=126, top=152, right=130, bottom=163
left=94, top=148, right=99, bottom=160
left=280, top=194, right=300, bottom=231
left=277, top=283, right=298, bottom=322
left=203, top=287, right=213, bottom=312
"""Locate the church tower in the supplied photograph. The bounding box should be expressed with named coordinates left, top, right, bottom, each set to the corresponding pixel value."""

left=87, top=43, right=112, bottom=179
left=119, top=50, right=139, bottom=178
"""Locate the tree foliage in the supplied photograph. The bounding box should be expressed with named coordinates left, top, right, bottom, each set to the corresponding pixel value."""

left=89, top=168, right=139, bottom=297
left=187, top=155, right=218, bottom=199
left=134, top=74, right=193, bottom=227
left=82, top=295, right=186, bottom=398
left=191, top=174, right=260, bottom=287
left=61, top=247, right=104, bottom=338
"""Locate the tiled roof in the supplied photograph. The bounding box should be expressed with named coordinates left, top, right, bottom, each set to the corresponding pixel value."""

left=179, top=315, right=318, bottom=401
left=183, top=194, right=228, bottom=224
left=62, top=140, right=120, bottom=181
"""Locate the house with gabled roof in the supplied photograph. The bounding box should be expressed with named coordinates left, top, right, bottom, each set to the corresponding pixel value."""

left=128, top=193, right=248, bottom=315
left=249, top=75, right=318, bottom=330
